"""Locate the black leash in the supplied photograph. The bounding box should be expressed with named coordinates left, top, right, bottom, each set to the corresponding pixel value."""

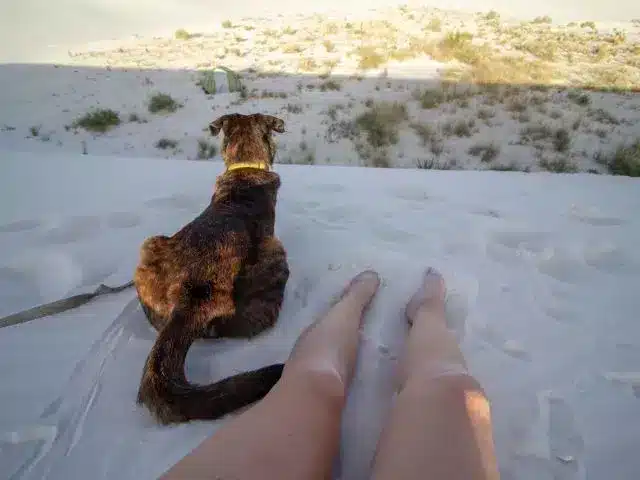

left=0, top=280, right=135, bottom=329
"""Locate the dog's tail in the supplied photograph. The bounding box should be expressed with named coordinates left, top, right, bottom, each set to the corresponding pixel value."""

left=136, top=295, right=283, bottom=425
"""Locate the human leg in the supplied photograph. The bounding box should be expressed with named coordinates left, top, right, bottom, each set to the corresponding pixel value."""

left=370, top=268, right=500, bottom=480
left=161, top=270, right=380, bottom=480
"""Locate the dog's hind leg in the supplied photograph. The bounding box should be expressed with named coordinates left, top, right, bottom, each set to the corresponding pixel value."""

left=215, top=237, right=289, bottom=339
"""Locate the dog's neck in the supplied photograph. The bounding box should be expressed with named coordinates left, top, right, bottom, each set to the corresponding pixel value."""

left=226, top=161, right=271, bottom=173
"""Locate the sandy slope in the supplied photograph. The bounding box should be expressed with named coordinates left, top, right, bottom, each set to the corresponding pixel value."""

left=1, top=151, right=639, bottom=479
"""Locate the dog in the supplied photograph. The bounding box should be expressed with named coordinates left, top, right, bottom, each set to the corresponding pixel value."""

left=134, top=113, right=290, bottom=425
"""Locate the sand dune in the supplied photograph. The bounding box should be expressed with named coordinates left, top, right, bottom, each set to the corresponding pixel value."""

left=1, top=5, right=639, bottom=174
left=2, top=0, right=640, bottom=62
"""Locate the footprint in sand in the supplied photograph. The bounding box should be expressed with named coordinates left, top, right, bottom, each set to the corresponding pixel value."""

left=569, top=206, right=625, bottom=227
left=536, top=248, right=590, bottom=285
left=544, top=284, right=586, bottom=324
left=308, top=205, right=360, bottom=231
left=492, top=231, right=550, bottom=254
left=37, top=211, right=143, bottom=245
left=476, top=324, right=532, bottom=361
left=543, top=302, right=582, bottom=324
left=372, top=223, right=417, bottom=244
left=391, top=188, right=430, bottom=204
left=287, top=275, right=315, bottom=309
left=583, top=244, right=640, bottom=275
left=603, top=371, right=640, bottom=398
left=105, top=211, right=142, bottom=229
left=549, top=396, right=586, bottom=479
left=39, top=215, right=102, bottom=245
left=472, top=208, right=502, bottom=219
left=486, top=230, right=550, bottom=266
left=507, top=392, right=585, bottom=480
left=0, top=250, right=83, bottom=305
left=0, top=219, right=42, bottom=233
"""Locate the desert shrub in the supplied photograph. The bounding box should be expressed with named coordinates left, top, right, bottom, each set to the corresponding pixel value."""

left=468, top=142, right=500, bottom=162
left=553, top=128, right=571, bottom=152
left=532, top=16, right=553, bottom=24
left=355, top=102, right=408, bottom=147
left=72, top=109, right=121, bottom=133
left=155, top=138, right=179, bottom=150
left=355, top=46, right=386, bottom=70
left=595, top=140, right=640, bottom=176
left=148, top=93, right=182, bottom=114
left=174, top=29, right=192, bottom=40
left=196, top=139, right=217, bottom=159
left=539, top=156, right=578, bottom=173
left=567, top=90, right=591, bottom=106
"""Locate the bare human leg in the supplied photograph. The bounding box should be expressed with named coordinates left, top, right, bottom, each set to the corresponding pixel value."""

left=370, top=268, right=500, bottom=480
left=161, top=270, right=381, bottom=480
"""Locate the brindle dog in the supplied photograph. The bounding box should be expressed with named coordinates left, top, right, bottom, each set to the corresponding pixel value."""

left=134, top=113, right=289, bottom=425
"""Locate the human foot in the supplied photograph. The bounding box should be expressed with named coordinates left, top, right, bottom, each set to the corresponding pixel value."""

left=405, top=267, right=446, bottom=325
left=337, top=270, right=381, bottom=309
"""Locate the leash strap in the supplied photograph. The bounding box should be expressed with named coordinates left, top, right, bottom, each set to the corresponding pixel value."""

left=0, top=280, right=135, bottom=329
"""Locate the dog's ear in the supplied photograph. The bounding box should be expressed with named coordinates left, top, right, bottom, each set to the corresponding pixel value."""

left=209, top=115, right=229, bottom=136
left=261, top=115, right=285, bottom=133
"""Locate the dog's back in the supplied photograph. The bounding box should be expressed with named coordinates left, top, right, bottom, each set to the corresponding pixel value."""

left=134, top=113, right=290, bottom=424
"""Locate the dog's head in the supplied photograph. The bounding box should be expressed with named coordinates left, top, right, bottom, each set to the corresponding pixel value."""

left=208, top=113, right=285, bottom=170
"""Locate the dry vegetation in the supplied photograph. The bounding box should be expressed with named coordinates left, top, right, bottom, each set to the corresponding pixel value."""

left=71, top=109, right=121, bottom=133
left=595, top=140, right=640, bottom=176
left=53, top=5, right=640, bottom=175
left=148, top=93, right=182, bottom=114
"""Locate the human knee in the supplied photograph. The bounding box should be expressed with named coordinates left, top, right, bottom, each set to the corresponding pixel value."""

left=284, top=364, right=349, bottom=408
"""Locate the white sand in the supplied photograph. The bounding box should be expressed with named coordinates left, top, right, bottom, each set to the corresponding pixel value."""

left=1, top=152, right=639, bottom=479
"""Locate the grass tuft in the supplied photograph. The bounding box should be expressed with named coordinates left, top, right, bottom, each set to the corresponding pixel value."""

left=323, top=40, right=336, bottom=52
left=589, top=108, right=619, bottom=125
left=567, top=90, right=591, bottom=106
left=196, top=138, right=217, bottom=159
left=155, top=138, right=179, bottom=150
left=426, top=17, right=442, bottom=32
left=73, top=109, right=121, bottom=133
left=355, top=102, right=408, bottom=147
left=468, top=142, right=500, bottom=162
left=594, top=140, right=640, bottom=176
left=320, top=80, right=341, bottom=91
left=531, top=15, right=553, bottom=24
left=553, top=128, right=571, bottom=152
left=174, top=29, right=192, bottom=40
left=443, top=118, right=476, bottom=138
left=539, top=156, right=578, bottom=173
left=410, top=123, right=436, bottom=145
left=148, top=93, right=182, bottom=114
left=520, top=123, right=553, bottom=143
left=416, top=158, right=454, bottom=170
left=355, top=46, right=386, bottom=70
left=128, top=113, right=147, bottom=123
left=415, top=88, right=447, bottom=109
left=286, top=104, right=303, bottom=114
left=490, top=163, right=524, bottom=172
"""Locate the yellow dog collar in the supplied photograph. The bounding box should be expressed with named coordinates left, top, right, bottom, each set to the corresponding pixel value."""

left=226, top=162, right=270, bottom=172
